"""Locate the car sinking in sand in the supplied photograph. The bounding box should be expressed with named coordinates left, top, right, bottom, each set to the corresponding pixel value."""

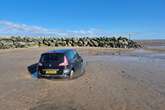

left=36, top=48, right=85, bottom=79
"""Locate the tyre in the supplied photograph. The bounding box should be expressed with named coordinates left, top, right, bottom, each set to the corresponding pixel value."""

left=36, top=72, right=41, bottom=79
left=69, top=70, right=74, bottom=79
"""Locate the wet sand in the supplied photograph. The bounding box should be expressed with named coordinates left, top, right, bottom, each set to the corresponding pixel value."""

left=0, top=47, right=165, bottom=110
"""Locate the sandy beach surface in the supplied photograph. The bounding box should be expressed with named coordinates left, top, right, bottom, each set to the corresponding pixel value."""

left=0, top=47, right=165, bottom=110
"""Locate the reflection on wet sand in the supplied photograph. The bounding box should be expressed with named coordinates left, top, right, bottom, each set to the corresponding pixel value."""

left=0, top=47, right=165, bottom=110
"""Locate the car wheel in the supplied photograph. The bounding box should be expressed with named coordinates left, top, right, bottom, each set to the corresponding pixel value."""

left=37, top=72, right=41, bottom=79
left=69, top=70, right=74, bottom=79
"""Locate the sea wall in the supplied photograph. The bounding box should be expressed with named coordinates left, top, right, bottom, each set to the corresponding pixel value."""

left=0, top=36, right=142, bottom=49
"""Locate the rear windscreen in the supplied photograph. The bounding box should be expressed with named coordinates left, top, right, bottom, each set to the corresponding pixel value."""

left=40, top=53, right=64, bottom=63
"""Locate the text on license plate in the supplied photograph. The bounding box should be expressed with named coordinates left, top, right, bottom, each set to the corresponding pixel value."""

left=43, top=69, right=58, bottom=74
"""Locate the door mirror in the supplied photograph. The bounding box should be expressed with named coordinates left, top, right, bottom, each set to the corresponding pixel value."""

left=78, top=55, right=83, bottom=62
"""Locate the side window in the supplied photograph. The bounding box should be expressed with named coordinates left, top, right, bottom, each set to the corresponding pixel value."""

left=72, top=50, right=77, bottom=58
left=66, top=52, right=70, bottom=60
left=75, top=51, right=80, bottom=57
left=66, top=51, right=75, bottom=60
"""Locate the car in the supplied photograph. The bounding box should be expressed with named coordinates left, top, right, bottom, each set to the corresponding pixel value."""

left=36, top=48, right=85, bottom=79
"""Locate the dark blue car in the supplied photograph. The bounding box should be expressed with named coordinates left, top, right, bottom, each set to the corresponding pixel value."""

left=37, top=48, right=85, bottom=79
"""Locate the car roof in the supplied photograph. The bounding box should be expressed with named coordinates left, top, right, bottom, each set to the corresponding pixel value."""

left=43, top=48, right=75, bottom=54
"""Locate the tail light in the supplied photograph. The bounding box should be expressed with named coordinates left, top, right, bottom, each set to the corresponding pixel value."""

left=59, top=56, right=68, bottom=66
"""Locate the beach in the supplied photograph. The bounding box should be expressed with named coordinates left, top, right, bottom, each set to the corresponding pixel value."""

left=0, top=47, right=165, bottom=110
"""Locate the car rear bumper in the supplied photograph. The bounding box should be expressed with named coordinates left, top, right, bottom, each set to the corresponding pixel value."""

left=39, top=74, right=69, bottom=79
left=37, top=69, right=70, bottom=79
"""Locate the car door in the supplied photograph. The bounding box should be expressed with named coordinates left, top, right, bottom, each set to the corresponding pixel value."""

left=75, top=52, right=83, bottom=70
left=67, top=51, right=79, bottom=72
left=73, top=51, right=84, bottom=77
left=66, top=50, right=83, bottom=77
left=72, top=51, right=80, bottom=72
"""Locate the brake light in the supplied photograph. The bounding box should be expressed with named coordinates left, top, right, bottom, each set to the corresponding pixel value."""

left=59, top=56, right=68, bottom=66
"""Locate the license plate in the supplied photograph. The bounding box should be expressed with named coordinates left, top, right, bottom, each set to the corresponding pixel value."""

left=43, top=69, right=58, bottom=75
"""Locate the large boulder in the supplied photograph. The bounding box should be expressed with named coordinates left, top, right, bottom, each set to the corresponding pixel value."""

left=90, top=39, right=99, bottom=47
left=0, top=39, right=15, bottom=49
left=43, top=39, right=51, bottom=46
left=14, top=42, right=27, bottom=48
left=77, top=40, right=84, bottom=46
